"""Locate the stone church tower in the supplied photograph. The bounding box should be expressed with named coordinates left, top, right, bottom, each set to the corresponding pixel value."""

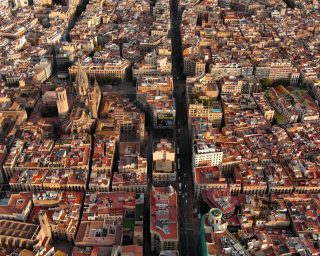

left=56, top=87, right=69, bottom=119
left=87, top=79, right=101, bottom=118
left=74, top=64, right=89, bottom=97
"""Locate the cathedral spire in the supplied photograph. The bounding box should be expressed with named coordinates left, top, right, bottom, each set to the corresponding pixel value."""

left=93, top=76, right=99, bottom=88
left=75, top=60, right=89, bottom=97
